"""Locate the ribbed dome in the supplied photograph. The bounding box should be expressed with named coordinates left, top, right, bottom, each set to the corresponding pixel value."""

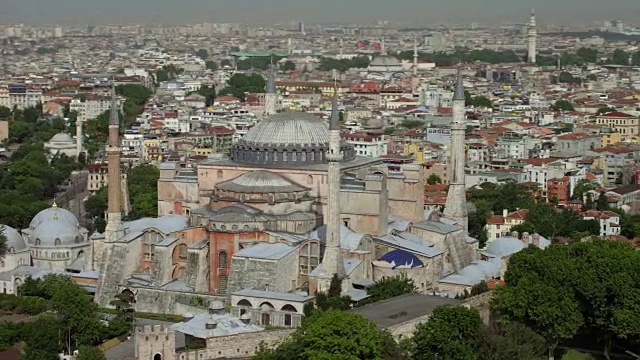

left=216, top=171, right=308, bottom=194
left=50, top=132, right=74, bottom=143
left=28, top=206, right=86, bottom=247
left=242, top=112, right=329, bottom=147
left=1, top=225, right=27, bottom=252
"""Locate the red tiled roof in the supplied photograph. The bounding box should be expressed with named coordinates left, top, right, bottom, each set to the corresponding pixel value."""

left=599, top=111, right=634, bottom=118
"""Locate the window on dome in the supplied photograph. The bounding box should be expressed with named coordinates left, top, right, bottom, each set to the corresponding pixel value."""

left=54, top=238, right=61, bottom=246
left=35, top=238, right=41, bottom=246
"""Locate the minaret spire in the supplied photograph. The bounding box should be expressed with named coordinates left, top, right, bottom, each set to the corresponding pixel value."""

left=527, top=8, right=537, bottom=64
left=104, top=81, right=124, bottom=242
left=413, top=35, right=419, bottom=76
left=443, top=69, right=468, bottom=233
left=265, top=60, right=277, bottom=116
left=318, top=84, right=345, bottom=292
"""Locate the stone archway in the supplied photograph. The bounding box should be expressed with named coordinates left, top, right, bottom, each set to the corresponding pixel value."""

left=153, top=354, right=162, bottom=360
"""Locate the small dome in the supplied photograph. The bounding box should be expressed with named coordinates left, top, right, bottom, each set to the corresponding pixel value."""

left=216, top=171, right=308, bottom=194
left=240, top=313, right=251, bottom=320
left=50, top=132, right=74, bottom=143
left=1, top=225, right=26, bottom=252
left=242, top=112, right=330, bottom=147
left=29, top=206, right=85, bottom=247
left=370, top=55, right=401, bottom=67
left=485, top=237, right=525, bottom=258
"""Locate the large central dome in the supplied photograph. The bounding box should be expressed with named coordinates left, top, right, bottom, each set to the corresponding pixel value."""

left=243, top=112, right=329, bottom=146
left=230, top=111, right=355, bottom=166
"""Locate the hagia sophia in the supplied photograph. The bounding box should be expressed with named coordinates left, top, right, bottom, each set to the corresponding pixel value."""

left=0, top=70, right=549, bottom=332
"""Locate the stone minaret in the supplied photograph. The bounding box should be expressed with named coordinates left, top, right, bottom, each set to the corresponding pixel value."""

left=527, top=8, right=537, bottom=64
left=104, top=83, right=124, bottom=242
left=413, top=36, right=419, bottom=76
left=443, top=73, right=468, bottom=233
left=318, top=89, right=345, bottom=291
left=75, top=119, right=83, bottom=159
left=265, top=62, right=277, bottom=116
left=381, top=37, right=386, bottom=55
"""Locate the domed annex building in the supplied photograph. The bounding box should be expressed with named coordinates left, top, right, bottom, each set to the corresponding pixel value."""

left=0, top=204, right=93, bottom=294
left=45, top=132, right=80, bottom=158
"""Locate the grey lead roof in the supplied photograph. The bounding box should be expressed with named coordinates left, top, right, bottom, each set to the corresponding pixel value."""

left=241, top=111, right=330, bottom=146
left=216, top=171, right=309, bottom=194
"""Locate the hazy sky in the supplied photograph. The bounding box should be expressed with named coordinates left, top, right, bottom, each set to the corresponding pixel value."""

left=1, top=0, right=639, bottom=25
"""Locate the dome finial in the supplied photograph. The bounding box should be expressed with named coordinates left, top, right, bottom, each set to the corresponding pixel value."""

left=52, top=196, right=57, bottom=208
left=289, top=96, right=297, bottom=111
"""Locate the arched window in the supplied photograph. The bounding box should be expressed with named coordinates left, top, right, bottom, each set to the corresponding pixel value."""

left=54, top=238, right=61, bottom=246
left=217, top=170, right=223, bottom=178
left=0, top=260, right=4, bottom=268
left=177, top=244, right=188, bottom=261
left=220, top=225, right=226, bottom=231
left=237, top=299, right=252, bottom=307
left=35, top=238, right=41, bottom=246
left=9, top=247, right=14, bottom=253
left=74, top=236, right=81, bottom=244
left=299, top=241, right=320, bottom=275
left=218, top=251, right=228, bottom=268
left=154, top=354, right=162, bottom=360
left=243, top=225, right=249, bottom=231
left=232, top=225, right=238, bottom=231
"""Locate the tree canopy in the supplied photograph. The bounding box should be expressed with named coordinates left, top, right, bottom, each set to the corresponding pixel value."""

left=550, top=99, right=575, bottom=112
left=218, top=73, right=266, bottom=101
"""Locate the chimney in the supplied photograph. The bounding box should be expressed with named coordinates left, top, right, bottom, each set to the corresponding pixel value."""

left=502, top=209, right=508, bottom=217
left=522, top=232, right=530, bottom=244
left=511, top=230, right=519, bottom=239
left=532, top=233, right=540, bottom=247
left=205, top=320, right=218, bottom=330
left=240, top=313, right=251, bottom=325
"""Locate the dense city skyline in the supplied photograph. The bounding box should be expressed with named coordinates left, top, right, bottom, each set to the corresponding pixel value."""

left=1, top=0, right=640, bottom=25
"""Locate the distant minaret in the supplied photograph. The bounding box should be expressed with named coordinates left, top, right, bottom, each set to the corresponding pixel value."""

left=104, top=83, right=124, bottom=242
left=265, top=61, right=277, bottom=116
left=527, top=8, right=537, bottom=64
left=443, top=73, right=468, bottom=233
left=413, top=35, right=419, bottom=76
left=287, top=38, right=292, bottom=55
left=318, top=87, right=345, bottom=291
left=339, top=38, right=344, bottom=57
left=75, top=119, right=83, bottom=159
left=381, top=37, right=386, bottom=55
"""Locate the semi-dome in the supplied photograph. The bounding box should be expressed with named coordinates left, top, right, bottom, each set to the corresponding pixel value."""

left=50, top=132, right=74, bottom=143
left=216, top=171, right=309, bottom=194
left=230, top=111, right=356, bottom=166
left=485, top=236, right=526, bottom=258
left=1, top=225, right=27, bottom=252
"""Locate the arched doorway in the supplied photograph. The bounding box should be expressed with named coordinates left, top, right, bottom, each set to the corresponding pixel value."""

left=153, top=354, right=162, bottom=360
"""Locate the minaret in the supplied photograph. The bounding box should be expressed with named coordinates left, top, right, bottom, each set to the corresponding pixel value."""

left=104, top=83, right=124, bottom=242
left=381, top=37, right=386, bottom=55
left=318, top=87, right=345, bottom=292
left=75, top=119, right=83, bottom=159
left=527, top=8, right=537, bottom=64
left=413, top=35, right=419, bottom=76
left=443, top=73, right=468, bottom=233
left=265, top=61, right=277, bottom=116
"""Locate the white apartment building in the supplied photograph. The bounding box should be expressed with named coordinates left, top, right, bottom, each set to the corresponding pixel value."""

left=0, top=85, right=43, bottom=110
left=70, top=95, right=119, bottom=122
left=581, top=210, right=621, bottom=237
left=341, top=133, right=388, bottom=158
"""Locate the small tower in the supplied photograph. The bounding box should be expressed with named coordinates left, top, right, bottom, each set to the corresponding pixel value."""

left=527, top=8, right=537, bottom=64
left=104, top=83, right=124, bottom=243
left=443, top=72, right=468, bottom=233
left=75, top=119, right=83, bottom=159
left=265, top=60, right=277, bottom=116
left=318, top=87, right=346, bottom=292
left=381, top=37, right=386, bottom=55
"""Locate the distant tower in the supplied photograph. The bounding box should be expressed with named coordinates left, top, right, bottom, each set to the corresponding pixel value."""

left=443, top=73, right=468, bottom=233
left=265, top=61, right=277, bottom=116
left=381, top=37, right=386, bottom=55
left=527, top=8, right=537, bottom=64
left=75, top=119, right=83, bottom=159
left=413, top=35, right=419, bottom=76
left=104, top=83, right=124, bottom=243
left=287, top=38, right=293, bottom=55
left=339, top=38, right=344, bottom=57
left=298, top=22, right=305, bottom=35
left=318, top=88, right=345, bottom=292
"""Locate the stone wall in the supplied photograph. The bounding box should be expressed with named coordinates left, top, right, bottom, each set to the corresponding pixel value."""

left=124, top=286, right=225, bottom=315
left=135, top=324, right=294, bottom=360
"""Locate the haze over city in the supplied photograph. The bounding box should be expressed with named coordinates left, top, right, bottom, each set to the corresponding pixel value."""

left=2, top=0, right=640, bottom=25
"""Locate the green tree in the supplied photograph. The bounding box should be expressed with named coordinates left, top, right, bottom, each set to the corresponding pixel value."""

left=412, top=306, right=486, bottom=360
left=281, top=60, right=296, bottom=71
left=76, top=346, right=106, bottom=360
left=427, top=174, right=442, bottom=185
left=205, top=60, right=218, bottom=71
left=22, top=315, right=63, bottom=360
left=365, top=274, right=416, bottom=304
left=596, top=106, right=617, bottom=115
left=313, top=274, right=351, bottom=312
left=0, top=225, right=7, bottom=260
left=469, top=96, right=493, bottom=108
left=481, top=321, right=547, bottom=360
left=400, top=119, right=424, bottom=129
left=610, top=49, right=629, bottom=65
left=596, top=191, right=609, bottom=211
left=195, top=48, right=209, bottom=60
left=218, top=73, right=267, bottom=101
left=197, top=85, right=217, bottom=107
left=572, top=179, right=599, bottom=200
left=127, top=164, right=160, bottom=219
left=550, top=100, right=575, bottom=112
left=0, top=106, right=11, bottom=119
